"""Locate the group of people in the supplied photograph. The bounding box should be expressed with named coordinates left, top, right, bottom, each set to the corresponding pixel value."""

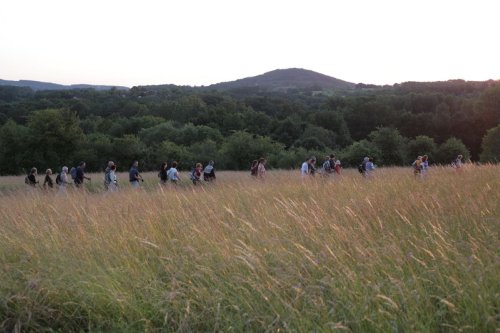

left=25, top=161, right=91, bottom=192
left=23, top=153, right=466, bottom=192
left=102, top=160, right=218, bottom=191
left=25, top=159, right=218, bottom=192
left=250, top=158, right=267, bottom=178
left=157, top=160, right=216, bottom=185
left=411, top=155, right=430, bottom=177
left=300, top=154, right=342, bottom=177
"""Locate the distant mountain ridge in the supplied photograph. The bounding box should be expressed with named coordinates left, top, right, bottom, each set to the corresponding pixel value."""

left=0, top=79, right=129, bottom=91
left=210, top=68, right=356, bottom=91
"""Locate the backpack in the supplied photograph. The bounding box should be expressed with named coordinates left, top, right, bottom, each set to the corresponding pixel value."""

left=189, top=169, right=196, bottom=181
left=55, top=173, right=62, bottom=185
left=70, top=167, right=77, bottom=180
left=358, top=164, right=365, bottom=173
left=323, top=160, right=331, bottom=172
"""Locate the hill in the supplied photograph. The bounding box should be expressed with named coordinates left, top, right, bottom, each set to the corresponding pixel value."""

left=209, top=68, right=356, bottom=92
left=0, top=79, right=129, bottom=91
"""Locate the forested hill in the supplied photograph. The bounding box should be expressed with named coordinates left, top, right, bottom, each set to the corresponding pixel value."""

left=0, top=79, right=129, bottom=91
left=209, top=68, right=356, bottom=92
left=0, top=73, right=499, bottom=175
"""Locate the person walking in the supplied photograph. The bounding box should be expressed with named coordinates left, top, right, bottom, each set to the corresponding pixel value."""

left=74, top=162, right=91, bottom=188
left=421, top=155, right=429, bottom=177
left=26, top=167, right=39, bottom=187
left=58, top=166, right=69, bottom=193
left=412, top=156, right=423, bottom=177
left=129, top=160, right=143, bottom=189
left=322, top=155, right=333, bottom=175
left=301, top=157, right=313, bottom=177
left=257, top=157, right=266, bottom=179
left=334, top=159, right=342, bottom=174
left=308, top=156, right=317, bottom=176
left=191, top=163, right=203, bottom=185
left=158, top=162, right=168, bottom=185
left=167, top=161, right=181, bottom=184
left=103, top=161, right=115, bottom=190
left=43, top=168, right=54, bottom=190
left=250, top=160, right=259, bottom=177
left=359, top=157, right=369, bottom=177
left=203, top=160, right=216, bottom=182
left=452, top=155, right=463, bottom=170
left=365, top=157, right=376, bottom=178
left=108, top=164, right=118, bottom=191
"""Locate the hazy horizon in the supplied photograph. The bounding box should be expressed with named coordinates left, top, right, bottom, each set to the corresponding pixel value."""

left=1, top=0, right=499, bottom=87
left=2, top=67, right=500, bottom=89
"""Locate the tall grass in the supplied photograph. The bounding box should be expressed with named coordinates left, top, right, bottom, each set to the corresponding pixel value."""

left=0, top=166, right=498, bottom=332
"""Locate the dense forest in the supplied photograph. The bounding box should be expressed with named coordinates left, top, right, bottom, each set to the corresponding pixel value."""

left=0, top=70, right=499, bottom=175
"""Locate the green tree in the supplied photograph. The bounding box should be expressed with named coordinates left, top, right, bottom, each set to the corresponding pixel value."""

left=407, top=135, right=437, bottom=162
left=310, top=110, right=352, bottom=147
left=368, top=127, right=407, bottom=165
left=0, top=120, right=32, bottom=174
left=112, top=135, right=146, bottom=170
left=154, top=141, right=193, bottom=170
left=27, top=108, right=85, bottom=169
left=480, top=125, right=500, bottom=162
left=75, top=133, right=114, bottom=171
left=272, top=117, right=303, bottom=148
left=294, top=125, right=336, bottom=151
left=435, top=137, right=470, bottom=164
left=188, top=139, right=220, bottom=167
left=340, top=140, right=381, bottom=167
left=221, top=131, right=284, bottom=169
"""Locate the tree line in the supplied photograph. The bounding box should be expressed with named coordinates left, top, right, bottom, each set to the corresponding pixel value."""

left=0, top=81, right=498, bottom=175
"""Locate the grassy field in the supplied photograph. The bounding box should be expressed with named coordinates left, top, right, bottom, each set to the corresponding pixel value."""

left=0, top=166, right=498, bottom=332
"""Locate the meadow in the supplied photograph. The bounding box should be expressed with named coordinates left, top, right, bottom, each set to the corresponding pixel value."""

left=0, top=166, right=498, bottom=332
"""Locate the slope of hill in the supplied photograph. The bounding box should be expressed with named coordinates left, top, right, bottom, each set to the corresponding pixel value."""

left=0, top=79, right=129, bottom=91
left=209, top=68, right=356, bottom=92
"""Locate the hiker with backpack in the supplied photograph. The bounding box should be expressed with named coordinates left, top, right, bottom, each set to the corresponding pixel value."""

left=203, top=160, right=216, bottom=182
left=43, top=169, right=54, bottom=190
left=322, top=155, right=333, bottom=175
left=129, top=160, right=143, bottom=189
left=365, top=157, right=375, bottom=177
left=158, top=162, right=168, bottom=185
left=103, top=161, right=115, bottom=190
left=74, top=162, right=91, bottom=188
left=412, top=156, right=423, bottom=177
left=190, top=163, right=203, bottom=185
left=167, top=161, right=181, bottom=184
left=25, top=167, right=39, bottom=187
left=358, top=157, right=369, bottom=177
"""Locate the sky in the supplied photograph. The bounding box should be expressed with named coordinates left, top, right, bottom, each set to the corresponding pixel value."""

left=1, top=0, right=499, bottom=87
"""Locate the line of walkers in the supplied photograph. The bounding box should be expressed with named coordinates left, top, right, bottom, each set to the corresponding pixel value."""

left=25, top=159, right=218, bottom=192
left=23, top=154, right=465, bottom=191
left=25, top=161, right=91, bottom=192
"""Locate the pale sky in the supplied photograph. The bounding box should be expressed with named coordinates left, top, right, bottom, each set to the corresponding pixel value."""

left=1, top=0, right=499, bottom=87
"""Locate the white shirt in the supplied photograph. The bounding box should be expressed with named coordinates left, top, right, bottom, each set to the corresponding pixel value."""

left=167, top=167, right=179, bottom=181
left=301, top=162, right=309, bottom=176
